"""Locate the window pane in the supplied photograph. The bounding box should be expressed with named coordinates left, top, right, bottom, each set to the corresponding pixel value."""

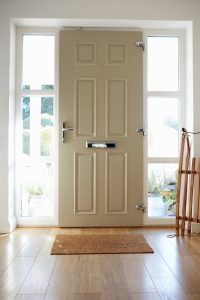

left=147, top=36, right=179, bottom=91
left=21, top=96, right=54, bottom=217
left=41, top=97, right=54, bottom=156
left=22, top=35, right=55, bottom=90
left=22, top=97, right=30, bottom=155
left=148, top=97, right=179, bottom=157
left=148, top=164, right=178, bottom=217
left=21, top=161, right=54, bottom=217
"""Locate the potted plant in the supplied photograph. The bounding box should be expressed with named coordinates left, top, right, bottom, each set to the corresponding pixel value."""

left=161, top=181, right=176, bottom=216
left=25, top=184, right=45, bottom=216
left=148, top=172, right=168, bottom=217
left=25, top=184, right=43, bottom=202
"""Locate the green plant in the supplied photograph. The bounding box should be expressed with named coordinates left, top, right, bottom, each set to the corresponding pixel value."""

left=162, top=189, right=176, bottom=211
left=25, top=184, right=43, bottom=202
left=148, top=171, right=164, bottom=195
left=149, top=170, right=177, bottom=202
left=41, top=127, right=53, bottom=156
left=23, top=130, right=30, bottom=155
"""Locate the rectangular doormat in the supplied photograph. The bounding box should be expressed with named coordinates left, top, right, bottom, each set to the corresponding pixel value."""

left=51, top=234, right=154, bottom=255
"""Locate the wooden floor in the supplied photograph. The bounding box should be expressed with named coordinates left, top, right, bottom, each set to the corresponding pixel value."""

left=0, top=228, right=200, bottom=300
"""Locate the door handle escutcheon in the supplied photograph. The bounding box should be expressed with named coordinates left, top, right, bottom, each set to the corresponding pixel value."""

left=62, top=122, right=74, bottom=143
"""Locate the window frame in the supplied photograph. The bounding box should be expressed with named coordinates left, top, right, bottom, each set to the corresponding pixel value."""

left=143, top=29, right=186, bottom=225
left=15, top=27, right=59, bottom=226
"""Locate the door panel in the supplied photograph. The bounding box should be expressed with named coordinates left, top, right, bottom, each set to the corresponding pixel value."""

left=74, top=152, right=96, bottom=215
left=105, top=152, right=127, bottom=214
left=106, top=79, right=127, bottom=137
left=59, top=31, right=143, bottom=226
left=75, top=79, right=96, bottom=137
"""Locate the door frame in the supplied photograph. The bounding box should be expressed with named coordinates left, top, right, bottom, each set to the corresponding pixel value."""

left=15, top=26, right=186, bottom=227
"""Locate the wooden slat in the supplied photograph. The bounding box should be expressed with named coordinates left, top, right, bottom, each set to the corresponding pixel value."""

left=177, top=216, right=200, bottom=222
left=195, top=157, right=200, bottom=223
left=181, top=134, right=191, bottom=236
left=188, top=157, right=196, bottom=236
left=176, top=132, right=186, bottom=236
left=181, top=170, right=199, bottom=174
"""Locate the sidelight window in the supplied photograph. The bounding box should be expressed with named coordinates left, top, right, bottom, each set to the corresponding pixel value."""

left=16, top=31, right=56, bottom=222
left=146, top=34, right=183, bottom=220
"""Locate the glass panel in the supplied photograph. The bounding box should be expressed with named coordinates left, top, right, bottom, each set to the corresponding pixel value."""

left=147, top=36, right=179, bottom=91
left=21, top=161, right=54, bottom=217
left=148, top=164, right=178, bottom=217
left=21, top=96, right=54, bottom=217
left=41, top=97, right=54, bottom=156
left=22, top=97, right=30, bottom=155
left=22, top=35, right=55, bottom=90
left=148, top=97, right=179, bottom=157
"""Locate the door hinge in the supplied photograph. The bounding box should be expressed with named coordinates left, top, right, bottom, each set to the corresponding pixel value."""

left=136, top=203, right=146, bottom=213
left=135, top=41, right=145, bottom=51
left=136, top=127, right=146, bottom=136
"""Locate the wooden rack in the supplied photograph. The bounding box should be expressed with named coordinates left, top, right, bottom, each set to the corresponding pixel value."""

left=176, top=128, right=200, bottom=236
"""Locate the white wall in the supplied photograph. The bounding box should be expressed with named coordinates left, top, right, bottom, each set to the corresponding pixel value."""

left=0, top=0, right=200, bottom=232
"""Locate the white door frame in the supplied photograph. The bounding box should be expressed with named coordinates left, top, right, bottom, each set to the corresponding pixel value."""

left=15, top=26, right=186, bottom=227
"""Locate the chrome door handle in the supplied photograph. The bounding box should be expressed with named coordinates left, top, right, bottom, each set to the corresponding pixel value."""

left=62, top=122, right=74, bottom=143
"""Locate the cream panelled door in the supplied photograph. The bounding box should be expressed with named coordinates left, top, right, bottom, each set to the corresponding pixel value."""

left=59, top=31, right=143, bottom=226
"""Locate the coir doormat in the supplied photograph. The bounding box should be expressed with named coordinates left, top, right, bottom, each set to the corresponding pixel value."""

left=51, top=233, right=154, bottom=255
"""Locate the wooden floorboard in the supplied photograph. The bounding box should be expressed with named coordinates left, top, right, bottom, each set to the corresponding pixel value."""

left=15, top=295, right=45, bottom=300
left=0, top=227, right=199, bottom=299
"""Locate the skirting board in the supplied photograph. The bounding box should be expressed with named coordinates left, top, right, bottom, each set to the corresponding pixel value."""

left=0, top=216, right=17, bottom=233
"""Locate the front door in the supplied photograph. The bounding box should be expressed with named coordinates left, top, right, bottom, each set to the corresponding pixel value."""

left=59, top=30, right=143, bottom=226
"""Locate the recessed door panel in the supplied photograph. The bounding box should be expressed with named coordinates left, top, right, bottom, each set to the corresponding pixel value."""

left=106, top=79, right=127, bottom=137
left=74, top=153, right=96, bottom=214
left=107, top=44, right=126, bottom=64
left=106, top=153, right=127, bottom=214
left=75, top=79, right=96, bottom=137
left=76, top=43, right=96, bottom=64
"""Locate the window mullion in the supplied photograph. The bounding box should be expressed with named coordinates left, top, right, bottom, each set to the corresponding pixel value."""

left=146, top=91, right=180, bottom=98
left=20, top=90, right=55, bottom=97
left=147, top=157, right=179, bottom=163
